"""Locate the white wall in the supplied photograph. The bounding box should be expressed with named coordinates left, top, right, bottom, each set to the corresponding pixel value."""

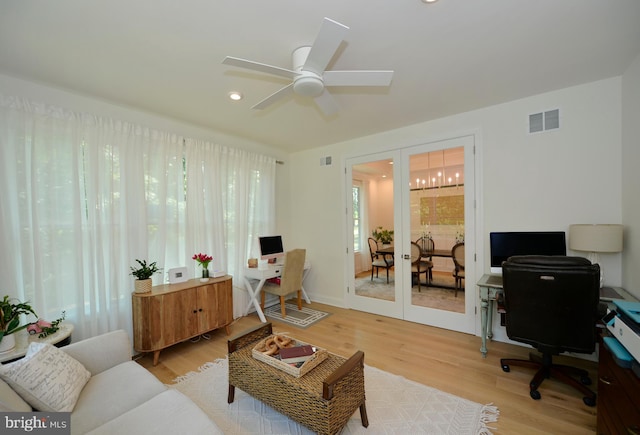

left=622, top=53, right=640, bottom=294
left=288, top=77, right=626, bottom=329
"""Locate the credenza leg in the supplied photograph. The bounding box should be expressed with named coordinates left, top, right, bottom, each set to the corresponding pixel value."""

left=153, top=350, right=161, bottom=366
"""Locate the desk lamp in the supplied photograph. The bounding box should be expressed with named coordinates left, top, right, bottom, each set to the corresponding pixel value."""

left=568, top=224, right=623, bottom=288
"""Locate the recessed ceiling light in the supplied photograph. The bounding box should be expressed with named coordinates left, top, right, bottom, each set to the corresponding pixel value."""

left=228, top=91, right=243, bottom=101
left=422, top=0, right=438, bottom=3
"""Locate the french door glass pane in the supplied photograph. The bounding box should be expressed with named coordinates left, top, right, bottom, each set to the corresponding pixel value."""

left=409, top=147, right=465, bottom=313
left=353, top=159, right=395, bottom=302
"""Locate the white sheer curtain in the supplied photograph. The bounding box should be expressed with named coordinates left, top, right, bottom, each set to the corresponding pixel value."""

left=185, top=139, right=276, bottom=318
left=0, top=94, right=276, bottom=339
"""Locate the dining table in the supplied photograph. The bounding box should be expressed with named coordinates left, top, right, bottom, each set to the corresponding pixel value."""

left=375, top=245, right=455, bottom=289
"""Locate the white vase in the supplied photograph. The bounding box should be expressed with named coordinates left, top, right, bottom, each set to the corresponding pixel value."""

left=0, top=333, right=16, bottom=353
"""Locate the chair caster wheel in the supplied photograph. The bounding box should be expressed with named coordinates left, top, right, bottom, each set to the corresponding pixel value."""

left=580, top=375, right=592, bottom=386
left=530, top=390, right=541, bottom=400
left=583, top=396, right=596, bottom=407
left=501, top=364, right=510, bottom=372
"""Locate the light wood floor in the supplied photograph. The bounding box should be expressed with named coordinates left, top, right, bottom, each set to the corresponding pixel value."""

left=137, top=302, right=598, bottom=434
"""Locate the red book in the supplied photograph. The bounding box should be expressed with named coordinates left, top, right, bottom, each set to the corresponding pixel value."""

left=279, top=345, right=315, bottom=363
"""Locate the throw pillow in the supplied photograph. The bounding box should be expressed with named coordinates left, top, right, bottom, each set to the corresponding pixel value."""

left=0, top=342, right=91, bottom=412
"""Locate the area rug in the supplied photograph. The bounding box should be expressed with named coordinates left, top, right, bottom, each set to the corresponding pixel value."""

left=355, top=272, right=465, bottom=313
left=169, top=358, right=499, bottom=434
left=263, top=303, right=331, bottom=329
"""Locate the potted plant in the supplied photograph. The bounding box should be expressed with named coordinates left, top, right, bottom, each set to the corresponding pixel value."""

left=0, top=295, right=38, bottom=353
left=372, top=226, right=394, bottom=246
left=130, top=259, right=161, bottom=294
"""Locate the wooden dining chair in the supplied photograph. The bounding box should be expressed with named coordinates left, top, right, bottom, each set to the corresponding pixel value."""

left=411, top=242, right=431, bottom=292
left=368, top=237, right=394, bottom=283
left=415, top=236, right=435, bottom=284
left=451, top=242, right=465, bottom=297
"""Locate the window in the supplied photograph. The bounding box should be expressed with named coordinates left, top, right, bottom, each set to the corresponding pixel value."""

left=353, top=184, right=361, bottom=252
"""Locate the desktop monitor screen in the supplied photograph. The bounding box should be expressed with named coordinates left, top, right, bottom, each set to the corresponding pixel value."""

left=259, top=235, right=284, bottom=261
left=490, top=231, right=566, bottom=274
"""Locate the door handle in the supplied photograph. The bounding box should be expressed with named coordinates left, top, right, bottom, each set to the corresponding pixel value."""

left=404, top=254, right=410, bottom=260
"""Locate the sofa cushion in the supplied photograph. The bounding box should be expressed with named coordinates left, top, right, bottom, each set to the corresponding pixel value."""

left=70, top=360, right=167, bottom=435
left=85, top=390, right=221, bottom=435
left=0, top=342, right=90, bottom=412
left=0, top=377, right=32, bottom=412
left=62, top=329, right=131, bottom=375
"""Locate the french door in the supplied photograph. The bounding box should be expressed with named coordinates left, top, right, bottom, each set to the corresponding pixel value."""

left=346, top=135, right=476, bottom=334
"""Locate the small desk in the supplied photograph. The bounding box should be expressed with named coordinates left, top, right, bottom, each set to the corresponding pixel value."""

left=476, top=274, right=504, bottom=358
left=476, top=274, right=637, bottom=358
left=243, top=262, right=311, bottom=323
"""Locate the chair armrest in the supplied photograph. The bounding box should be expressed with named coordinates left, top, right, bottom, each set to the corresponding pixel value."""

left=323, top=350, right=365, bottom=400
left=62, top=329, right=131, bottom=375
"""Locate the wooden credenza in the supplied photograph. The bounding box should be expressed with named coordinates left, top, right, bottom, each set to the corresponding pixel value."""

left=597, top=335, right=640, bottom=434
left=132, top=276, right=233, bottom=365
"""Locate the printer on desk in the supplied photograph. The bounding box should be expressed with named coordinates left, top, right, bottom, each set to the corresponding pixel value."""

left=606, top=300, right=640, bottom=369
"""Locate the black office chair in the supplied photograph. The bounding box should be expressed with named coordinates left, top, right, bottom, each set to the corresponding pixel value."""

left=500, top=255, right=600, bottom=406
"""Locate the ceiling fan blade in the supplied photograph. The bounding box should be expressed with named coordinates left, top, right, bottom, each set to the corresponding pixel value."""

left=303, top=18, right=349, bottom=75
left=251, top=84, right=294, bottom=110
left=313, top=89, right=339, bottom=116
left=222, top=56, right=299, bottom=79
left=323, top=70, right=394, bottom=87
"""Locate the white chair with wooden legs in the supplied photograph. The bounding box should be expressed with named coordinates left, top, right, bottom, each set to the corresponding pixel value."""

left=260, top=249, right=306, bottom=318
left=410, top=242, right=431, bottom=292
left=368, top=237, right=394, bottom=283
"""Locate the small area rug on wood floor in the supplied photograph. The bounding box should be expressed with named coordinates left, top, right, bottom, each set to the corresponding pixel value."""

left=263, top=303, right=331, bottom=328
left=169, top=358, right=499, bottom=434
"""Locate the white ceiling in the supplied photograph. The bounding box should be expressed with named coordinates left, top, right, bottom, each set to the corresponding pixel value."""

left=2, top=0, right=639, bottom=153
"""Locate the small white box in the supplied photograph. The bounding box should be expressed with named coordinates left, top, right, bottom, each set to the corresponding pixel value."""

left=608, top=315, right=640, bottom=363
left=212, top=270, right=226, bottom=278
left=167, top=267, right=188, bottom=284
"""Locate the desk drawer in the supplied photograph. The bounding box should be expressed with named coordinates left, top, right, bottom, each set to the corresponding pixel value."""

left=597, top=340, right=640, bottom=434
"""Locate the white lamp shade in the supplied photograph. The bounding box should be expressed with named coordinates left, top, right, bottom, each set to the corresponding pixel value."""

left=568, top=224, right=623, bottom=253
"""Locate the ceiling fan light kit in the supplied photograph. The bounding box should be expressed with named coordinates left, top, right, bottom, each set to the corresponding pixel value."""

left=292, top=46, right=323, bottom=97
left=222, top=17, right=394, bottom=115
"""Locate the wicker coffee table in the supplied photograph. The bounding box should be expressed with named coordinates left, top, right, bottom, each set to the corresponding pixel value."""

left=228, top=323, right=369, bottom=435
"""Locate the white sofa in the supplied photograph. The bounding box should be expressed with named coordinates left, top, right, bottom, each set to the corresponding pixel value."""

left=0, top=330, right=221, bottom=435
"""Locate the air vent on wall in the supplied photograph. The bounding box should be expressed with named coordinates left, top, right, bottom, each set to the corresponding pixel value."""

left=529, top=109, right=560, bottom=133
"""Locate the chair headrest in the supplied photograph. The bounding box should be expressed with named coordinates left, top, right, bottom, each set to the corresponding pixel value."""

left=503, top=255, right=592, bottom=268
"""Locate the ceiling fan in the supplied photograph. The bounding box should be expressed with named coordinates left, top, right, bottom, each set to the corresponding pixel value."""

left=222, top=17, right=394, bottom=116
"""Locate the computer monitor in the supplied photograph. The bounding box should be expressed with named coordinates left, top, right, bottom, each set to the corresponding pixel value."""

left=489, top=231, right=566, bottom=274
left=259, top=235, right=284, bottom=261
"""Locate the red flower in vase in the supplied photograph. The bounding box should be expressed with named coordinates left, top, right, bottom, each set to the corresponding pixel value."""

left=192, top=253, right=213, bottom=269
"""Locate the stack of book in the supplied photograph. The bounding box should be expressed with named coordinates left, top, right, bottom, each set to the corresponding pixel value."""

left=278, top=345, right=315, bottom=367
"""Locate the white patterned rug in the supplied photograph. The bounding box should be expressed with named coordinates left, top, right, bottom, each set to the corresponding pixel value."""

left=169, top=358, right=499, bottom=434
left=263, top=303, right=331, bottom=328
